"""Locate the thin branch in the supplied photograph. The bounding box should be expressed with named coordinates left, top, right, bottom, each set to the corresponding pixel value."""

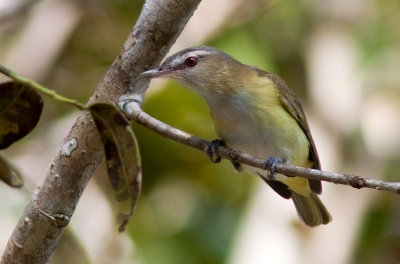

left=0, top=0, right=201, bottom=263
left=121, top=101, right=400, bottom=195
left=0, top=65, right=86, bottom=110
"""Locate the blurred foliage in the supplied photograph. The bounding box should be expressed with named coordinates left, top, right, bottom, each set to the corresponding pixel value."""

left=351, top=194, right=400, bottom=264
left=42, top=0, right=144, bottom=120
left=209, top=0, right=312, bottom=98
left=350, top=159, right=400, bottom=263
left=354, top=0, right=400, bottom=68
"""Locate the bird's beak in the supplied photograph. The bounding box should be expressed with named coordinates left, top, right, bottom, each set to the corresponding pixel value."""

left=139, top=67, right=171, bottom=79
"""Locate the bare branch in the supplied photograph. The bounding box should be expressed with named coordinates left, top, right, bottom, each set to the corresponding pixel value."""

left=121, top=101, right=400, bottom=195
left=1, top=0, right=201, bottom=263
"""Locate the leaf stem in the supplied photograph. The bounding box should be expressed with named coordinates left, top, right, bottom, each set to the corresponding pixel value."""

left=0, top=65, right=86, bottom=110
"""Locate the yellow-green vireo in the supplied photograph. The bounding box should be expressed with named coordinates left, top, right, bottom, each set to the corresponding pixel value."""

left=140, top=46, right=331, bottom=227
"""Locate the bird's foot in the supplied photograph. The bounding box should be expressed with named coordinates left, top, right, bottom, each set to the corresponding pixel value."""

left=232, top=161, right=242, bottom=172
left=206, top=139, right=225, bottom=163
left=263, top=156, right=283, bottom=181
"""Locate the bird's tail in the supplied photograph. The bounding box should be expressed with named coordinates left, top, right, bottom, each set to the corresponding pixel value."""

left=291, top=192, right=332, bottom=227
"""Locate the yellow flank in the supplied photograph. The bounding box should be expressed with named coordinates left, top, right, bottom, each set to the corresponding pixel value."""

left=243, top=69, right=313, bottom=197
left=251, top=70, right=310, bottom=163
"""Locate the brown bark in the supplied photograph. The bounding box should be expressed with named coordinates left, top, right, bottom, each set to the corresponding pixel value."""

left=0, top=0, right=201, bottom=263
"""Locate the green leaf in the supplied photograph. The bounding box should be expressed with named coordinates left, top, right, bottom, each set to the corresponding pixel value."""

left=0, top=81, right=43, bottom=149
left=89, top=102, right=141, bottom=232
left=0, top=153, right=24, bottom=187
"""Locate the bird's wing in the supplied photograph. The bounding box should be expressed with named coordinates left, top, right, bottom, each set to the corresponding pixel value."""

left=267, top=73, right=322, bottom=194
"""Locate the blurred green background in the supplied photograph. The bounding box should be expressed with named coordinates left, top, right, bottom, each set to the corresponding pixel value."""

left=1, top=0, right=400, bottom=263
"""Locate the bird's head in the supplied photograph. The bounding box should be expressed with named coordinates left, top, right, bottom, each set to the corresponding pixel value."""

left=140, top=46, right=244, bottom=96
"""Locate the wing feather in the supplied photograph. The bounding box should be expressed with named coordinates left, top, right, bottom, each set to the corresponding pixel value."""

left=266, top=72, right=322, bottom=194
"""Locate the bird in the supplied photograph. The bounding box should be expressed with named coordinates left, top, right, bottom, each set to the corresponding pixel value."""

left=140, top=46, right=331, bottom=227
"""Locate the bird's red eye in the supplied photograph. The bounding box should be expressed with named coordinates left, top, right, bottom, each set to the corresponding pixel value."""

left=185, top=57, right=197, bottom=67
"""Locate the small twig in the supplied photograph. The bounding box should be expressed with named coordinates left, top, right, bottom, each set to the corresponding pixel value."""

left=120, top=100, right=400, bottom=194
left=0, top=65, right=86, bottom=110
left=37, top=208, right=70, bottom=228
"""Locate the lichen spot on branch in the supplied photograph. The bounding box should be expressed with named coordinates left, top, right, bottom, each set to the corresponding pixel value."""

left=61, top=138, right=78, bottom=157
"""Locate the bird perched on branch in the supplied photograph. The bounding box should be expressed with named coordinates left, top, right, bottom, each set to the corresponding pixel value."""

left=140, top=46, right=331, bottom=227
